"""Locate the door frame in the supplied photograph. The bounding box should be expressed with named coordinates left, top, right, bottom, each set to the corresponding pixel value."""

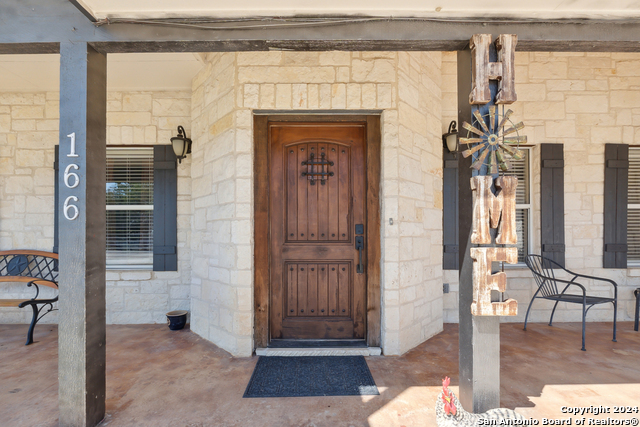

left=254, top=113, right=381, bottom=349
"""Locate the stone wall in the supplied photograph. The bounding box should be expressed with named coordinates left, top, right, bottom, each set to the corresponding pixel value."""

left=0, top=90, right=192, bottom=324
left=189, top=51, right=445, bottom=356
left=189, top=53, right=254, bottom=356
left=0, top=92, right=58, bottom=324
left=441, top=52, right=640, bottom=324
left=105, top=91, right=193, bottom=324
left=388, top=52, right=444, bottom=352
left=4, top=50, right=637, bottom=356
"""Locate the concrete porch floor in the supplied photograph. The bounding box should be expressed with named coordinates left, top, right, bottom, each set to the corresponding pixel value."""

left=1, top=322, right=639, bottom=427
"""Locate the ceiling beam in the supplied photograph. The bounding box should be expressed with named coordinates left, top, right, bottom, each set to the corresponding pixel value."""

left=2, top=0, right=640, bottom=54
left=0, top=43, right=59, bottom=54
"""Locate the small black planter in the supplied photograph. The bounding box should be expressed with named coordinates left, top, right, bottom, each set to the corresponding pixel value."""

left=166, top=310, right=188, bottom=330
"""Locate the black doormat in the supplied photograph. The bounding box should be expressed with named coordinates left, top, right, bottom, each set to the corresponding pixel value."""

left=243, top=356, right=379, bottom=398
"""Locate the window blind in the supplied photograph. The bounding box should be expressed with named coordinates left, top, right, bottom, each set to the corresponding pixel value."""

left=510, top=150, right=529, bottom=205
left=515, top=208, right=529, bottom=263
left=106, top=147, right=154, bottom=269
left=509, top=148, right=530, bottom=263
left=628, top=147, right=640, bottom=262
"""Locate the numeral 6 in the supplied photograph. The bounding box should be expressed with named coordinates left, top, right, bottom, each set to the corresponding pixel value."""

left=64, top=164, right=80, bottom=189
left=64, top=196, right=79, bottom=221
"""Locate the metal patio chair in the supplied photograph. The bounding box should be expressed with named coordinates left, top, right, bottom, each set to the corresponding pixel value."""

left=524, top=254, right=617, bottom=351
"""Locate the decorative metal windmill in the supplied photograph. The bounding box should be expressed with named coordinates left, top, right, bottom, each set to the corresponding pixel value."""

left=460, top=106, right=526, bottom=175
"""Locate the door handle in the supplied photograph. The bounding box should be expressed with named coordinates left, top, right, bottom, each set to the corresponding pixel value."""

left=355, top=236, right=364, bottom=274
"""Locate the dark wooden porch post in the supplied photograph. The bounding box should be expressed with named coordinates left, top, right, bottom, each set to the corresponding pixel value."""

left=457, top=47, right=501, bottom=413
left=58, top=42, right=107, bottom=427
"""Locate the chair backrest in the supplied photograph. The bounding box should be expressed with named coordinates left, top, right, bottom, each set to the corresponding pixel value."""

left=525, top=254, right=562, bottom=297
left=0, top=250, right=58, bottom=289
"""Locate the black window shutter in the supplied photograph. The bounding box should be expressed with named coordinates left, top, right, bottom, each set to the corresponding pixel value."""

left=442, top=150, right=459, bottom=270
left=604, top=143, right=629, bottom=268
left=153, top=145, right=178, bottom=271
left=540, top=144, right=565, bottom=267
left=53, top=145, right=59, bottom=254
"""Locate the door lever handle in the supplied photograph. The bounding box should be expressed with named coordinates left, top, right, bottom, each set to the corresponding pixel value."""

left=355, top=236, right=365, bottom=274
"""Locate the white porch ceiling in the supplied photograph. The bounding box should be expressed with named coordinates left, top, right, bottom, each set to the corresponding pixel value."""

left=0, top=53, right=204, bottom=92
left=78, top=0, right=640, bottom=20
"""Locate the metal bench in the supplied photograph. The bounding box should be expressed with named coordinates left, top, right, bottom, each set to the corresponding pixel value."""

left=0, top=250, right=59, bottom=345
left=524, top=254, right=617, bottom=351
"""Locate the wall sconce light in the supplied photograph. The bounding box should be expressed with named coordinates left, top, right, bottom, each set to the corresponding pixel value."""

left=442, top=120, right=458, bottom=153
left=171, top=126, right=192, bottom=164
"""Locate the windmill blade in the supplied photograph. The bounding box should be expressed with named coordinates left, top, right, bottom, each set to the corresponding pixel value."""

left=502, top=121, right=525, bottom=136
left=489, top=150, right=498, bottom=175
left=498, top=142, right=515, bottom=155
left=496, top=150, right=510, bottom=171
left=461, top=143, right=486, bottom=158
left=511, top=149, right=525, bottom=160
left=471, top=148, right=490, bottom=170
left=459, top=137, right=484, bottom=145
left=462, top=121, right=486, bottom=137
left=497, top=109, right=514, bottom=130
left=503, top=135, right=528, bottom=144
left=489, top=106, right=496, bottom=133
left=473, top=110, right=490, bottom=133
left=499, top=143, right=524, bottom=160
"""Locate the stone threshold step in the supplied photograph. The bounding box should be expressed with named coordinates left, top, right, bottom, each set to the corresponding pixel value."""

left=255, top=347, right=382, bottom=356
left=268, top=339, right=367, bottom=348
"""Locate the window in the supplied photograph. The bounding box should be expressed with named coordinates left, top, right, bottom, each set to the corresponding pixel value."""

left=54, top=145, right=178, bottom=271
left=511, top=147, right=531, bottom=263
left=628, top=147, right=640, bottom=264
left=106, top=147, right=154, bottom=269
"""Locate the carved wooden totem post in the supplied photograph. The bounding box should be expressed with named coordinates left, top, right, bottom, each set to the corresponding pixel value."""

left=458, top=34, right=521, bottom=414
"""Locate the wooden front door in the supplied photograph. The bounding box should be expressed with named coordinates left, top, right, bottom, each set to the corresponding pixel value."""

left=269, top=122, right=367, bottom=340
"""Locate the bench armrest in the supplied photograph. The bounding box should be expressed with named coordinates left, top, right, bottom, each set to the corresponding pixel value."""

left=25, top=279, right=58, bottom=301
left=18, top=296, right=58, bottom=308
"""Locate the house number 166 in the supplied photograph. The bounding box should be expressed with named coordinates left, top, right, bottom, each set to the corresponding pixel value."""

left=64, top=133, right=80, bottom=221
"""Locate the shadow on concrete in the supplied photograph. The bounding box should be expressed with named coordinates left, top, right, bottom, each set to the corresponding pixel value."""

left=1, top=322, right=639, bottom=426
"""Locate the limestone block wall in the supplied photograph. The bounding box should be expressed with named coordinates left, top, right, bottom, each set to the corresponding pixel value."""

left=189, top=51, right=444, bottom=356
left=0, top=92, right=58, bottom=324
left=389, top=52, right=444, bottom=353
left=0, top=90, right=192, bottom=325
left=441, top=52, right=640, bottom=324
left=189, top=53, right=254, bottom=357
left=105, top=91, right=193, bottom=324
